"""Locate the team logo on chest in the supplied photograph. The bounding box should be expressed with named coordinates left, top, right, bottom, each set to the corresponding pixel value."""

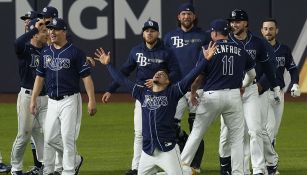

left=246, top=49, right=257, bottom=59
left=171, top=36, right=187, bottom=48
left=142, top=95, right=168, bottom=110
left=276, top=56, right=285, bottom=67
left=136, top=53, right=164, bottom=66
left=43, top=55, right=70, bottom=71
left=29, top=54, right=40, bottom=68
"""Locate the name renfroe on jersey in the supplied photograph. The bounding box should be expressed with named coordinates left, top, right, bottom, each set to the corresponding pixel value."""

left=214, top=44, right=242, bottom=56
left=142, top=95, right=168, bottom=110
left=136, top=53, right=165, bottom=66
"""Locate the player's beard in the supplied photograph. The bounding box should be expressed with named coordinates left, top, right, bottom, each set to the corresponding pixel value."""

left=180, top=20, right=193, bottom=30
left=232, top=27, right=245, bottom=36
left=265, top=34, right=275, bottom=41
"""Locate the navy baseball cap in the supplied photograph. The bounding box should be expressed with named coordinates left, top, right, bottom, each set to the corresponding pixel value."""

left=210, top=19, right=230, bottom=34
left=20, top=11, right=42, bottom=20
left=40, top=6, right=58, bottom=18
left=46, top=18, right=67, bottom=30
left=26, top=18, right=40, bottom=31
left=142, top=20, right=159, bottom=32
left=177, top=3, right=195, bottom=14
left=228, top=9, right=248, bottom=21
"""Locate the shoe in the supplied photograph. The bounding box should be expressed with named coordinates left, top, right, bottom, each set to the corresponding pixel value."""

left=267, top=165, right=277, bottom=175
left=125, top=169, right=137, bottom=175
left=23, top=166, right=43, bottom=175
left=0, top=163, right=11, bottom=173
left=74, top=155, right=83, bottom=175
left=11, top=171, right=23, bottom=175
left=54, top=171, right=61, bottom=175
left=253, top=174, right=264, bottom=175
left=192, top=167, right=201, bottom=173
left=275, top=170, right=280, bottom=174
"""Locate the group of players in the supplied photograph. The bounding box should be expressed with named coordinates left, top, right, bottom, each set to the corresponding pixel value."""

left=0, top=2, right=301, bottom=175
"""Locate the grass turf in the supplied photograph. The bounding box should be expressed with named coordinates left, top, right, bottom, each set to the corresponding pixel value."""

left=0, top=101, right=306, bottom=174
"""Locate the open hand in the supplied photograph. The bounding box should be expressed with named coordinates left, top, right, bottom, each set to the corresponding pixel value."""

left=94, top=48, right=111, bottom=65
left=202, top=41, right=217, bottom=60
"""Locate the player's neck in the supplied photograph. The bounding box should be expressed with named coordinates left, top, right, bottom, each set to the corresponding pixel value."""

left=152, top=84, right=167, bottom=92
left=146, top=40, right=158, bottom=49
left=268, top=39, right=276, bottom=46
left=53, top=40, right=68, bottom=49
left=234, top=32, right=247, bottom=41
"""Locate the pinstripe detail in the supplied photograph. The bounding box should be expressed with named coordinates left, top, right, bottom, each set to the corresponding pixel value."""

left=177, top=83, right=184, bottom=96
left=154, top=109, right=164, bottom=151
left=174, top=145, right=184, bottom=175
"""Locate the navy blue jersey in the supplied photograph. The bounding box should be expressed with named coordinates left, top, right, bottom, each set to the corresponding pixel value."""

left=15, top=28, right=46, bottom=94
left=106, top=39, right=180, bottom=92
left=163, top=27, right=210, bottom=78
left=36, top=42, right=91, bottom=98
left=259, top=42, right=299, bottom=91
left=201, top=39, right=255, bottom=91
left=106, top=59, right=207, bottom=155
left=229, top=31, right=278, bottom=88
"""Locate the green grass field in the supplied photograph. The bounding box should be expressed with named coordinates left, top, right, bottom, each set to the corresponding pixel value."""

left=0, top=101, right=306, bottom=174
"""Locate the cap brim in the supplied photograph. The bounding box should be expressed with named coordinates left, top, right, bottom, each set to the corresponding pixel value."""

left=142, top=26, right=159, bottom=32
left=20, top=16, right=30, bottom=20
left=46, top=25, right=66, bottom=30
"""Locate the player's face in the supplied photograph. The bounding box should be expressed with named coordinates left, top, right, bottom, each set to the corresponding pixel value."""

left=36, top=26, right=48, bottom=44
left=143, top=28, right=159, bottom=45
left=49, top=28, right=66, bottom=44
left=153, top=71, right=170, bottom=85
left=178, top=11, right=195, bottom=29
left=24, top=19, right=31, bottom=32
left=230, top=21, right=247, bottom=35
left=261, top=21, right=278, bottom=42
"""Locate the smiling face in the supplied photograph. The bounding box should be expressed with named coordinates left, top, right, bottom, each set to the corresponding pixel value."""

left=178, top=10, right=195, bottom=30
left=230, top=20, right=247, bottom=35
left=261, top=21, right=278, bottom=42
left=153, top=70, right=170, bottom=86
left=48, top=28, right=67, bottom=45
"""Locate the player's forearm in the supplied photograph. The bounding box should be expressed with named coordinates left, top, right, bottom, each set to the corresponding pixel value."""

left=242, top=68, right=256, bottom=88
left=289, top=68, right=299, bottom=85
left=82, top=75, right=96, bottom=102
left=31, top=76, right=44, bottom=101
left=191, top=75, right=204, bottom=93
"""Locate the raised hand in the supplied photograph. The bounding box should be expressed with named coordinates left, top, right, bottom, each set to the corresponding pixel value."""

left=94, top=48, right=111, bottom=65
left=202, top=41, right=217, bottom=60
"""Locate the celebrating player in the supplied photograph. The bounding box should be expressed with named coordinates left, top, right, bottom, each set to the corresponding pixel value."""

left=180, top=19, right=256, bottom=175
left=100, top=20, right=180, bottom=175
left=94, top=39, right=214, bottom=174
left=260, top=18, right=300, bottom=174
left=11, top=18, right=48, bottom=175
left=163, top=3, right=210, bottom=172
left=30, top=18, right=97, bottom=175
left=219, top=9, right=280, bottom=175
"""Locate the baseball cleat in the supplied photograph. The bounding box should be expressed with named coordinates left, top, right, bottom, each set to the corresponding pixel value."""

left=125, top=169, right=137, bottom=175
left=53, top=171, right=61, bottom=175
left=11, top=171, right=23, bottom=175
left=74, top=155, right=83, bottom=175
left=23, top=166, right=43, bottom=175
left=0, top=163, right=11, bottom=173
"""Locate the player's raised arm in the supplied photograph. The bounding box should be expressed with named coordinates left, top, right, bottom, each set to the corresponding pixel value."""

left=202, top=41, right=217, bottom=61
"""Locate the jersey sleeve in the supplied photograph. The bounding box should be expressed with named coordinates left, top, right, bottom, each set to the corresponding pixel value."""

left=76, top=49, right=91, bottom=78
left=36, top=52, right=46, bottom=77
left=284, top=46, right=299, bottom=84
left=14, top=28, right=38, bottom=56
left=106, top=51, right=137, bottom=93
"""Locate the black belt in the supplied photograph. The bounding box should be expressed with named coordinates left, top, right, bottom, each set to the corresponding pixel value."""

left=49, top=93, right=74, bottom=101
left=25, top=90, right=46, bottom=96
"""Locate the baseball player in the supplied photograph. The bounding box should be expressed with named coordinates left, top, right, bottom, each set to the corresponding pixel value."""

left=0, top=152, right=11, bottom=173
left=260, top=18, right=300, bottom=174
left=100, top=20, right=180, bottom=175
left=180, top=19, right=256, bottom=175
left=218, top=9, right=281, bottom=175
left=163, top=3, right=210, bottom=172
left=29, top=18, right=97, bottom=175
left=10, top=18, right=48, bottom=175
left=94, top=40, right=212, bottom=174
left=19, top=11, right=48, bottom=175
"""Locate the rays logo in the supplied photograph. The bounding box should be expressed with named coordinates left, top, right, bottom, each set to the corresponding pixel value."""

left=142, top=95, right=168, bottom=110
left=276, top=56, right=285, bottom=67
left=29, top=54, right=40, bottom=67
left=43, top=55, right=70, bottom=71
left=246, top=49, right=256, bottom=59
left=171, top=36, right=187, bottom=48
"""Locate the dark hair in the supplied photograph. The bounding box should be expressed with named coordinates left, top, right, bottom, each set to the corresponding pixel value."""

left=177, top=14, right=198, bottom=27
left=261, top=18, right=278, bottom=28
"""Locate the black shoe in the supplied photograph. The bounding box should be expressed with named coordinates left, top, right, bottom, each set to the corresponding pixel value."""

left=74, top=155, right=83, bottom=175
left=53, top=171, right=61, bottom=175
left=23, top=166, right=42, bottom=175
left=267, top=165, right=277, bottom=175
left=254, top=174, right=264, bottom=175
left=0, top=163, right=11, bottom=173
left=125, top=169, right=137, bottom=175
left=11, top=171, right=23, bottom=175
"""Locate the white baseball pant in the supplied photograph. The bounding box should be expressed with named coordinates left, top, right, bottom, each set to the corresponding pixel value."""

left=266, top=91, right=284, bottom=142
left=181, top=89, right=244, bottom=175
left=174, top=90, right=203, bottom=120
left=11, top=88, right=47, bottom=172
left=219, top=84, right=266, bottom=174
left=131, top=100, right=142, bottom=170
left=43, top=93, right=82, bottom=175
left=138, top=145, right=183, bottom=175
